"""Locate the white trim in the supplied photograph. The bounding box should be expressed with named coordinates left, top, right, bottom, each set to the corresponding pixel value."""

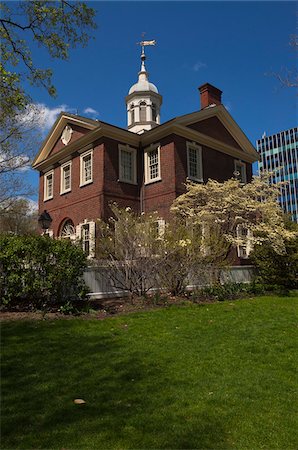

left=60, top=160, right=72, bottom=194
left=144, top=144, right=161, bottom=184
left=80, top=149, right=93, bottom=187
left=44, top=170, right=54, bottom=201
left=186, top=141, right=203, bottom=182
left=234, top=160, right=247, bottom=184
left=118, top=144, right=137, bottom=185
left=78, top=220, right=96, bottom=258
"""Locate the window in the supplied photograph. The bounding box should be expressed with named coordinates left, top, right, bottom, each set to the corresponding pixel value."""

left=82, top=223, right=90, bottom=255
left=119, top=145, right=137, bottom=184
left=145, top=145, right=161, bottom=184
left=187, top=142, right=203, bottom=182
left=44, top=170, right=54, bottom=201
left=234, top=160, right=247, bottom=184
left=60, top=161, right=72, bottom=194
left=80, top=150, right=93, bottom=186
left=76, top=221, right=96, bottom=258
left=152, top=103, right=157, bottom=122
left=130, top=104, right=135, bottom=124
left=59, top=219, right=75, bottom=240
left=139, top=101, right=147, bottom=122
left=236, top=225, right=253, bottom=259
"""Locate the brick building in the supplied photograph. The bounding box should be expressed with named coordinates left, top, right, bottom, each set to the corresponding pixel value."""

left=33, top=45, right=259, bottom=257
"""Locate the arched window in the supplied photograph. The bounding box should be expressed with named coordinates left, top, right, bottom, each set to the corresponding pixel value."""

left=152, top=103, right=157, bottom=122
left=130, top=104, right=135, bottom=124
left=139, top=101, right=147, bottom=122
left=59, top=219, right=75, bottom=239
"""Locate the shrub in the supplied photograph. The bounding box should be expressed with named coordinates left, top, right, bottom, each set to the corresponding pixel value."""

left=190, top=281, right=266, bottom=302
left=251, top=223, right=298, bottom=291
left=0, top=235, right=88, bottom=310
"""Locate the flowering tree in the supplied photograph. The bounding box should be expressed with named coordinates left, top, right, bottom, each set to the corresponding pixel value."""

left=96, top=204, right=163, bottom=297
left=171, top=173, right=297, bottom=256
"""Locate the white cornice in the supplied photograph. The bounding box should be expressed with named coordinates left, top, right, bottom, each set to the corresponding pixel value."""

left=33, top=118, right=140, bottom=170
left=33, top=107, right=259, bottom=171
left=142, top=123, right=257, bottom=162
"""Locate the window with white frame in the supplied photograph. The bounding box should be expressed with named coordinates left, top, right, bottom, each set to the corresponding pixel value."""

left=60, top=161, right=72, bottom=194
left=145, top=145, right=161, bottom=184
left=236, top=224, right=252, bottom=259
left=76, top=221, right=96, bottom=258
left=234, top=160, right=247, bottom=184
left=187, top=142, right=203, bottom=182
left=80, top=149, right=93, bottom=186
left=119, top=145, right=137, bottom=184
left=82, top=223, right=90, bottom=255
left=44, top=170, right=54, bottom=201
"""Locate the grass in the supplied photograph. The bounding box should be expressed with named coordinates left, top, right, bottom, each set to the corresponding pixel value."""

left=1, top=294, right=298, bottom=449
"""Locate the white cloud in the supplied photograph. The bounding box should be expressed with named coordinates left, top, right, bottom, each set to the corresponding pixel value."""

left=0, top=152, right=30, bottom=172
left=193, top=61, right=207, bottom=72
left=83, top=107, right=99, bottom=117
left=34, top=104, right=77, bottom=130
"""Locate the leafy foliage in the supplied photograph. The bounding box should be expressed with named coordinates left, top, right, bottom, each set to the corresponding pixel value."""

left=0, top=1, right=96, bottom=119
left=0, top=235, right=88, bottom=309
left=251, top=219, right=298, bottom=290
left=0, top=1, right=96, bottom=206
left=0, top=198, right=38, bottom=234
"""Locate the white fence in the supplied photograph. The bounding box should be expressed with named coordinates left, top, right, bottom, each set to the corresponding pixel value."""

left=83, top=265, right=255, bottom=299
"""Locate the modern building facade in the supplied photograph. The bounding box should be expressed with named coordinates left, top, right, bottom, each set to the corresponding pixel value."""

left=257, top=127, right=298, bottom=223
left=33, top=45, right=259, bottom=259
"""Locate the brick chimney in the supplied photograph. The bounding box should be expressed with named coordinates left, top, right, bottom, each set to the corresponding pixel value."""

left=198, top=83, right=222, bottom=109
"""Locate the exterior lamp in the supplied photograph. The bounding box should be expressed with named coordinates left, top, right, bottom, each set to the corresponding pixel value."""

left=38, top=210, right=52, bottom=230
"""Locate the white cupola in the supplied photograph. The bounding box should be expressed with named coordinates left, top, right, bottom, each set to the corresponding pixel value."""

left=126, top=44, right=162, bottom=134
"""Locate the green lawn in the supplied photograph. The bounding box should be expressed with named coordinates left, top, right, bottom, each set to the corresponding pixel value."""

left=2, top=295, right=297, bottom=449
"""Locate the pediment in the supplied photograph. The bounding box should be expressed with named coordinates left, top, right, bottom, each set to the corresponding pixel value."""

left=175, top=105, right=259, bottom=160
left=32, top=113, right=99, bottom=168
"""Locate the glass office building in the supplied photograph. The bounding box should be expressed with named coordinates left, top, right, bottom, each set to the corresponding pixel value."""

left=256, top=127, right=298, bottom=223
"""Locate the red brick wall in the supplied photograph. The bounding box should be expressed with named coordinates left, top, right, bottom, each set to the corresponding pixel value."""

left=38, top=130, right=253, bottom=234
left=143, top=135, right=177, bottom=219
left=39, top=140, right=105, bottom=236
left=102, top=137, right=141, bottom=218
left=188, top=117, right=242, bottom=150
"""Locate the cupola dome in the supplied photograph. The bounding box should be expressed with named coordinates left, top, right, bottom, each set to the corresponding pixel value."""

left=126, top=42, right=162, bottom=134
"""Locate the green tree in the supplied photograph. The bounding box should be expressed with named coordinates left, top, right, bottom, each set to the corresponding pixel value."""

left=0, top=1, right=97, bottom=120
left=251, top=217, right=298, bottom=290
left=0, top=1, right=97, bottom=207
left=0, top=198, right=38, bottom=235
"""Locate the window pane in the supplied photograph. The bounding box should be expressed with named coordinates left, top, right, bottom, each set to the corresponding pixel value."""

left=83, top=155, right=92, bottom=182
left=189, top=147, right=198, bottom=178
left=149, top=148, right=159, bottom=179
left=140, top=102, right=146, bottom=122
left=63, top=165, right=70, bottom=190
left=47, top=174, right=53, bottom=197
left=121, top=150, right=133, bottom=181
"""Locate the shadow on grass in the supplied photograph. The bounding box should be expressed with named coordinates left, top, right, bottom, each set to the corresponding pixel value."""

left=2, top=320, right=228, bottom=449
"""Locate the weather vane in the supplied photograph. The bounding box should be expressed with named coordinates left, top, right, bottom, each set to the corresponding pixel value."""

left=136, top=32, right=156, bottom=53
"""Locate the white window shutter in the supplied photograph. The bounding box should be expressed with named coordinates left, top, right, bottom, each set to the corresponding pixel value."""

left=76, top=224, right=81, bottom=241
left=89, top=221, right=96, bottom=258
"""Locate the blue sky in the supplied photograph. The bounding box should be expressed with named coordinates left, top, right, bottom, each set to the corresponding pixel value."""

left=24, top=1, right=296, bottom=203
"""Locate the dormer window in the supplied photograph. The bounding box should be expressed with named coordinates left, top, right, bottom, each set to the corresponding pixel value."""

left=139, top=101, right=147, bottom=122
